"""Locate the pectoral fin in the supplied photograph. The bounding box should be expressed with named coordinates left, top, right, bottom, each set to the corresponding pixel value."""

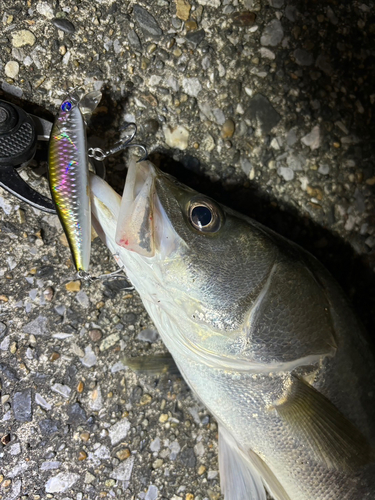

left=219, top=426, right=267, bottom=500
left=275, top=377, right=372, bottom=472
left=122, top=353, right=181, bottom=376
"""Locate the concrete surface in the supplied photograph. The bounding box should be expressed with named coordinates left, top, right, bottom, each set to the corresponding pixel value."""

left=1, top=0, right=375, bottom=499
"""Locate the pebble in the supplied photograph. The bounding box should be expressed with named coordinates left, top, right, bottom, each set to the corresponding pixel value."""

left=163, top=125, right=189, bottom=150
left=13, top=389, right=32, bottom=422
left=34, top=393, right=51, bottom=411
left=318, top=164, right=330, bottom=175
left=182, top=77, right=202, bottom=97
left=259, top=48, right=275, bottom=60
left=51, top=383, right=71, bottom=398
left=179, top=447, right=196, bottom=468
left=159, top=413, right=169, bottom=423
left=152, top=458, right=163, bottom=469
left=99, top=332, right=120, bottom=351
left=45, top=473, right=79, bottom=493
left=0, top=337, right=10, bottom=351
left=198, top=465, right=206, bottom=475
left=150, top=436, right=161, bottom=452
left=133, top=5, right=163, bottom=38
left=78, top=451, right=87, bottom=461
left=207, top=470, right=218, bottom=480
left=278, top=166, right=294, bottom=181
left=185, top=20, right=197, bottom=31
left=0, top=362, right=19, bottom=381
left=286, top=128, right=298, bottom=146
left=110, top=455, right=135, bottom=480
left=75, top=290, right=89, bottom=308
left=246, top=94, right=281, bottom=134
left=23, top=315, right=49, bottom=336
left=116, top=448, right=131, bottom=460
left=286, top=154, right=303, bottom=171
left=90, top=385, right=103, bottom=411
left=294, top=49, right=313, bottom=66
left=9, top=443, right=21, bottom=455
left=37, top=2, right=54, bottom=19
left=0, top=322, right=7, bottom=337
left=4, top=61, right=19, bottom=79
left=67, top=403, right=87, bottom=424
left=315, top=53, right=333, bottom=76
left=84, top=472, right=95, bottom=484
left=260, top=19, right=284, bottom=46
left=186, top=29, right=205, bottom=49
left=232, top=11, right=257, bottom=27
left=109, top=418, right=131, bottom=445
left=175, top=0, right=191, bottom=20
left=80, top=432, right=90, bottom=442
left=140, top=394, right=152, bottom=405
left=137, top=328, right=159, bottom=342
left=145, top=485, right=159, bottom=500
left=65, top=281, right=81, bottom=292
left=43, top=287, right=54, bottom=301
left=88, top=329, right=102, bottom=342
left=169, top=440, right=181, bottom=459
left=50, top=351, right=60, bottom=361
left=94, top=444, right=111, bottom=459
left=11, top=30, right=36, bottom=48
left=221, top=119, right=235, bottom=139
left=197, top=0, right=220, bottom=6
left=194, top=442, right=205, bottom=457
left=128, top=30, right=142, bottom=51
left=52, top=18, right=75, bottom=33
left=301, top=125, right=320, bottom=150
left=40, top=461, right=61, bottom=471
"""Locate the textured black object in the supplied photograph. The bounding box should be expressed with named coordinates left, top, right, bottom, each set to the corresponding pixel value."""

left=0, top=99, right=55, bottom=212
left=52, top=17, right=75, bottom=34
left=0, top=122, right=33, bottom=157
left=0, top=100, right=36, bottom=165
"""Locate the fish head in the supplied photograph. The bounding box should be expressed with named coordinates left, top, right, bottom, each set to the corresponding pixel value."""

left=91, top=158, right=337, bottom=369
left=91, top=159, right=286, bottom=367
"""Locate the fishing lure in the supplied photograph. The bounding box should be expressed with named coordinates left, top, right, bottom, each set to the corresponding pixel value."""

left=48, top=90, right=148, bottom=278
left=48, top=90, right=101, bottom=275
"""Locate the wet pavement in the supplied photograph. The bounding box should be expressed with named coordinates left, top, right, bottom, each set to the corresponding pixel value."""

left=1, top=0, right=375, bottom=499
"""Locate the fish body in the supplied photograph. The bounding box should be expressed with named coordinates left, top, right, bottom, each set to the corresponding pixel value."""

left=90, top=160, right=375, bottom=499
left=48, top=91, right=101, bottom=272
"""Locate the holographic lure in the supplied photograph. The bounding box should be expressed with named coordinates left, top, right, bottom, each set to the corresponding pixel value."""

left=48, top=90, right=101, bottom=274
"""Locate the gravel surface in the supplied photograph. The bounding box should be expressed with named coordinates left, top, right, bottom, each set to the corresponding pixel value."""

left=1, top=0, right=375, bottom=499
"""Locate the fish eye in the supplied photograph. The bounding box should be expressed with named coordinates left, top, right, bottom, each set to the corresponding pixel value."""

left=61, top=101, right=72, bottom=112
left=188, top=196, right=223, bottom=233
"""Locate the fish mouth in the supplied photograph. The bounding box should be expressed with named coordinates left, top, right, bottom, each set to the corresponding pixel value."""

left=115, top=159, right=177, bottom=258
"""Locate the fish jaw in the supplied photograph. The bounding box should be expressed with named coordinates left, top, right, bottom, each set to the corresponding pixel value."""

left=89, top=173, right=121, bottom=266
left=115, top=159, right=181, bottom=259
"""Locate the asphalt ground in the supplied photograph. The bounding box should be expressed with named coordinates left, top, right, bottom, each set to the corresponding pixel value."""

left=0, top=0, right=375, bottom=499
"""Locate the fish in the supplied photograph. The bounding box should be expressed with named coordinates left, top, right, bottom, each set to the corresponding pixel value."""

left=89, top=158, right=375, bottom=499
left=48, top=90, right=101, bottom=273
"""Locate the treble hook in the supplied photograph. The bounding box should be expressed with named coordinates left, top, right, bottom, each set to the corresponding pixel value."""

left=88, top=122, right=148, bottom=162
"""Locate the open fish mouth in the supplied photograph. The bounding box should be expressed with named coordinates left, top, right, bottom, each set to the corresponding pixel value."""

left=115, top=159, right=177, bottom=259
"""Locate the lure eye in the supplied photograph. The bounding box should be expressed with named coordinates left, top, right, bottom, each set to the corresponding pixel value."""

left=61, top=101, right=72, bottom=112
left=188, top=196, right=223, bottom=233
